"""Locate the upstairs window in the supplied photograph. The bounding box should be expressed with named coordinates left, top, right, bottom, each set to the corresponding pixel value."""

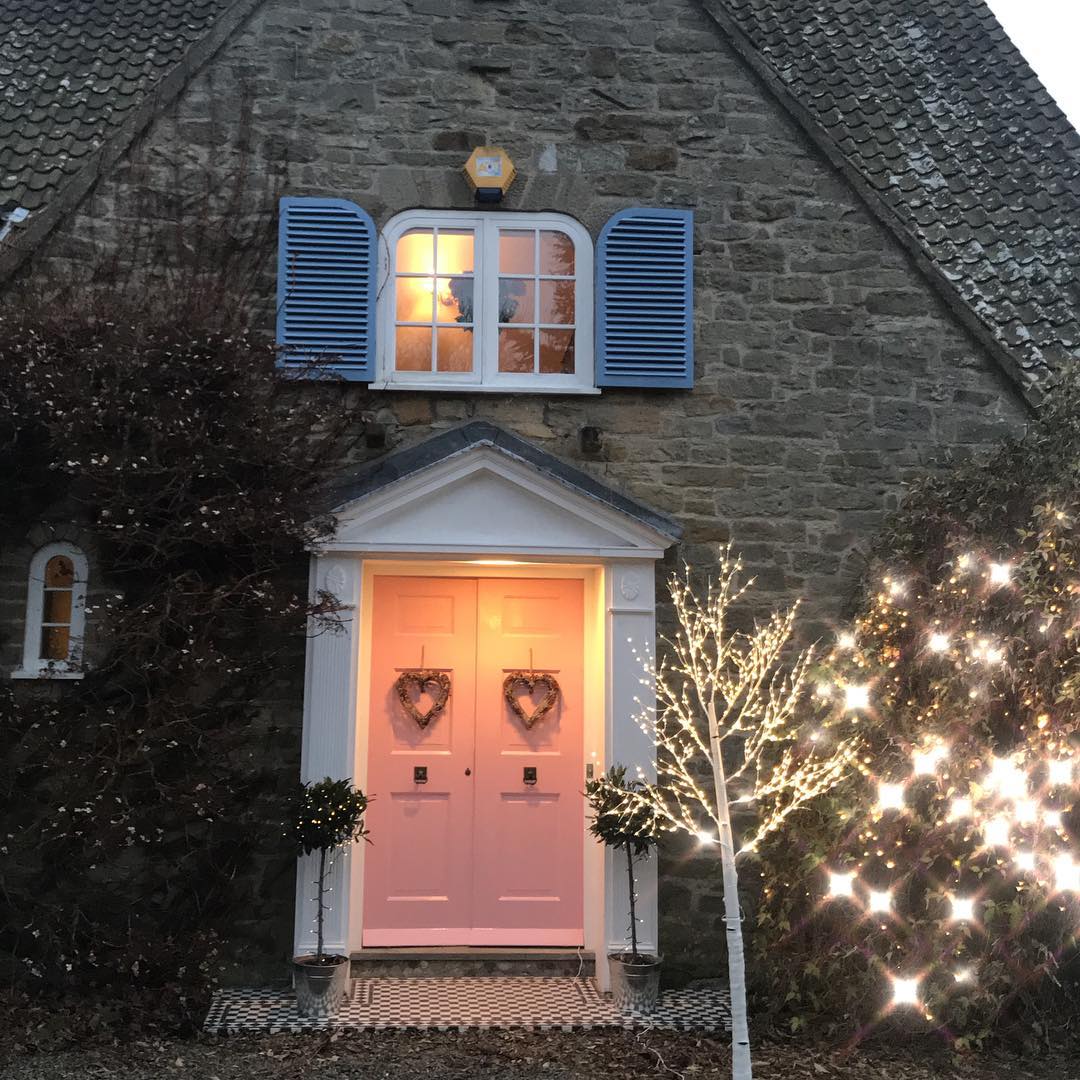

left=278, top=199, right=694, bottom=390
left=376, top=211, right=594, bottom=392
left=14, top=543, right=89, bottom=679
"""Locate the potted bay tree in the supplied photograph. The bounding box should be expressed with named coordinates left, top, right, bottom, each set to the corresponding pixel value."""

left=585, top=765, right=662, bottom=1011
left=292, top=777, right=370, bottom=1017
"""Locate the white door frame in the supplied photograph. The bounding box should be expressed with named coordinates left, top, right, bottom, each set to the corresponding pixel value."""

left=294, top=443, right=676, bottom=989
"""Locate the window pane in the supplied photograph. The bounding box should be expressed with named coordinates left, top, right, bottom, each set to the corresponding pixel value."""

left=395, top=326, right=433, bottom=371
left=436, top=230, right=474, bottom=274
left=499, top=328, right=535, bottom=373
left=436, top=327, right=474, bottom=373
left=45, top=555, right=75, bottom=587
left=40, top=625, right=70, bottom=661
left=436, top=277, right=474, bottom=324
left=43, top=590, right=73, bottom=625
left=499, top=230, right=534, bottom=275
left=539, top=280, right=574, bottom=324
left=539, top=329, right=576, bottom=375
left=540, top=230, right=575, bottom=276
left=396, top=276, right=434, bottom=323
left=498, top=279, right=534, bottom=324
left=397, top=229, right=434, bottom=273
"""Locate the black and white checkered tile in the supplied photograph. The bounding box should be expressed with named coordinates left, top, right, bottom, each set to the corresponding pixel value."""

left=204, top=976, right=732, bottom=1035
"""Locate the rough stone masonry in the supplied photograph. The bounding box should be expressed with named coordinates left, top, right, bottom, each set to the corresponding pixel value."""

left=6, top=0, right=1030, bottom=981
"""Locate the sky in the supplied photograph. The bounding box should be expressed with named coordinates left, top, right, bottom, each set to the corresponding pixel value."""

left=986, top=0, right=1080, bottom=130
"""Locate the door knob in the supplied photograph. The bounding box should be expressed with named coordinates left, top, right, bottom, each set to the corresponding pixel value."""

left=465, top=767, right=472, bottom=776
left=413, top=766, right=428, bottom=784
left=523, top=766, right=537, bottom=785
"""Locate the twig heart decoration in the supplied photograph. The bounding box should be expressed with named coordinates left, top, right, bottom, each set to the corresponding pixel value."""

left=503, top=672, right=561, bottom=730
left=395, top=670, right=452, bottom=730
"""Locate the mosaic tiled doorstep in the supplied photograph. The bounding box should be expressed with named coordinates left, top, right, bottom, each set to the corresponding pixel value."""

left=204, top=976, right=732, bottom=1034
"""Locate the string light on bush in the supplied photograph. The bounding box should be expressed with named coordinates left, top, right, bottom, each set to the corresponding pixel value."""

left=844, top=684, right=871, bottom=711
left=989, top=562, right=1012, bottom=586
left=828, top=871, right=857, bottom=899
left=867, top=889, right=892, bottom=913
left=928, top=632, right=951, bottom=653
left=877, top=782, right=906, bottom=813
left=890, top=976, right=921, bottom=1008
left=949, top=895, right=976, bottom=922
left=1047, top=759, right=1072, bottom=787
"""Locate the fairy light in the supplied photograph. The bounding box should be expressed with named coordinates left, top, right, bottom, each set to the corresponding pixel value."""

left=949, top=895, right=976, bottom=922
left=867, top=889, right=892, bottom=913
left=913, top=743, right=948, bottom=775
left=1014, top=799, right=1039, bottom=825
left=1015, top=849, right=1036, bottom=873
left=982, top=817, right=1011, bottom=848
left=697, top=830, right=716, bottom=846
left=828, top=871, right=856, bottom=899
left=1048, top=759, right=1072, bottom=787
left=953, top=967, right=974, bottom=984
left=1044, top=809, right=1064, bottom=831
left=987, top=757, right=1027, bottom=800
left=948, top=796, right=973, bottom=821
left=877, top=782, right=906, bottom=812
left=844, top=684, right=870, bottom=711
left=989, top=562, right=1012, bottom=586
left=890, top=976, right=921, bottom=1008
left=1054, top=855, right=1080, bottom=892
left=928, top=632, right=951, bottom=653
left=837, top=631, right=856, bottom=650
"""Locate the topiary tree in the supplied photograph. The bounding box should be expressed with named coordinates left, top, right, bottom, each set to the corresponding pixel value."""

left=585, top=765, right=659, bottom=963
left=293, top=778, right=369, bottom=962
left=753, top=366, right=1080, bottom=1050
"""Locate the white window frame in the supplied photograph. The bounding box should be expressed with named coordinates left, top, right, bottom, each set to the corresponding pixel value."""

left=12, top=542, right=89, bottom=680
left=373, top=210, right=597, bottom=394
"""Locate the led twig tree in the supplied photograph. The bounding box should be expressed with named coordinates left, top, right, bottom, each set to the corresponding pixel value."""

left=625, top=547, right=861, bottom=1080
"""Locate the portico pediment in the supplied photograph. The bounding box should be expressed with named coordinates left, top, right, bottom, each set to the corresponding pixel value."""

left=322, top=423, right=680, bottom=560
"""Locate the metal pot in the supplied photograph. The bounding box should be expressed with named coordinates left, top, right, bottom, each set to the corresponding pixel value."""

left=293, top=954, right=350, bottom=1018
left=608, top=952, right=662, bottom=1013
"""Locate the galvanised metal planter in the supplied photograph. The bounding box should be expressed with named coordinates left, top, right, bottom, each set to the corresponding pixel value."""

left=608, top=953, right=662, bottom=1013
left=293, top=955, right=350, bottom=1017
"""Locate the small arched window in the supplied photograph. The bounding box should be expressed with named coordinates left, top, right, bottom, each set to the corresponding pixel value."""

left=14, top=543, right=89, bottom=679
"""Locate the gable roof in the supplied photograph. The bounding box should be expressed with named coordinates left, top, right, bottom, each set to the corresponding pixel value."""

left=701, top=0, right=1080, bottom=396
left=1, top=0, right=1077, bottom=397
left=0, top=0, right=263, bottom=279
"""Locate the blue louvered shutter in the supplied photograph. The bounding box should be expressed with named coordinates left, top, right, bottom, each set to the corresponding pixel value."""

left=595, top=208, right=694, bottom=389
left=276, top=197, right=377, bottom=379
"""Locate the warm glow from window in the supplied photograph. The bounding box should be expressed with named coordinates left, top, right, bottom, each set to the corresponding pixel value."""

left=40, top=554, right=75, bottom=660
left=382, top=211, right=591, bottom=389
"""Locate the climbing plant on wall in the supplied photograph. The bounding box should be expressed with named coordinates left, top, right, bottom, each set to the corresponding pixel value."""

left=0, top=213, right=361, bottom=1027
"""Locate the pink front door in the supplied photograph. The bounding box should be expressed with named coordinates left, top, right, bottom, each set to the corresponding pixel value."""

left=362, top=576, right=584, bottom=947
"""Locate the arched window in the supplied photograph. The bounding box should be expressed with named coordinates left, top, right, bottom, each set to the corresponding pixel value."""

left=375, top=210, right=595, bottom=393
left=14, top=543, right=89, bottom=679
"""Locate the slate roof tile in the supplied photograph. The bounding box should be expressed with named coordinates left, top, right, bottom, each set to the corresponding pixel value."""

left=709, top=0, right=1080, bottom=383
left=0, top=0, right=233, bottom=214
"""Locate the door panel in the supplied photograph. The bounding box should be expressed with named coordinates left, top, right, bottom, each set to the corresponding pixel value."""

left=363, top=575, right=585, bottom=948
left=362, top=576, right=477, bottom=945
left=472, top=578, right=585, bottom=944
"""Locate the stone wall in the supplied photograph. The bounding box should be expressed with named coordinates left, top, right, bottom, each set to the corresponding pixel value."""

left=9, top=0, right=1030, bottom=982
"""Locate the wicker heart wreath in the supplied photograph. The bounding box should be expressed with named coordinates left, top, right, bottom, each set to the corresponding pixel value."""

left=503, top=672, right=561, bottom=730
left=395, top=670, right=452, bottom=730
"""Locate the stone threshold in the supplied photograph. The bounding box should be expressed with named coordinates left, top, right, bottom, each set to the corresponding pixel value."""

left=350, top=946, right=596, bottom=978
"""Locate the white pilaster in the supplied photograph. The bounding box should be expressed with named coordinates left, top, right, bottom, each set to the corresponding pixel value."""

left=603, top=561, right=659, bottom=974
left=293, top=554, right=362, bottom=958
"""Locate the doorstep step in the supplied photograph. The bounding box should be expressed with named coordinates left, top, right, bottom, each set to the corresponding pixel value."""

left=350, top=947, right=595, bottom=978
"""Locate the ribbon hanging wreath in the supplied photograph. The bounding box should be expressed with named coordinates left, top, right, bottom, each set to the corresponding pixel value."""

left=395, top=670, right=452, bottom=730
left=503, top=671, right=561, bottom=730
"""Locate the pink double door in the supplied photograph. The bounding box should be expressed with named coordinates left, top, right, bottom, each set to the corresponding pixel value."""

left=362, top=575, right=585, bottom=947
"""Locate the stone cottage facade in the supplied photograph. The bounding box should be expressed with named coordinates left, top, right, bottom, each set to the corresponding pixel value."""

left=2, top=0, right=1077, bottom=983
